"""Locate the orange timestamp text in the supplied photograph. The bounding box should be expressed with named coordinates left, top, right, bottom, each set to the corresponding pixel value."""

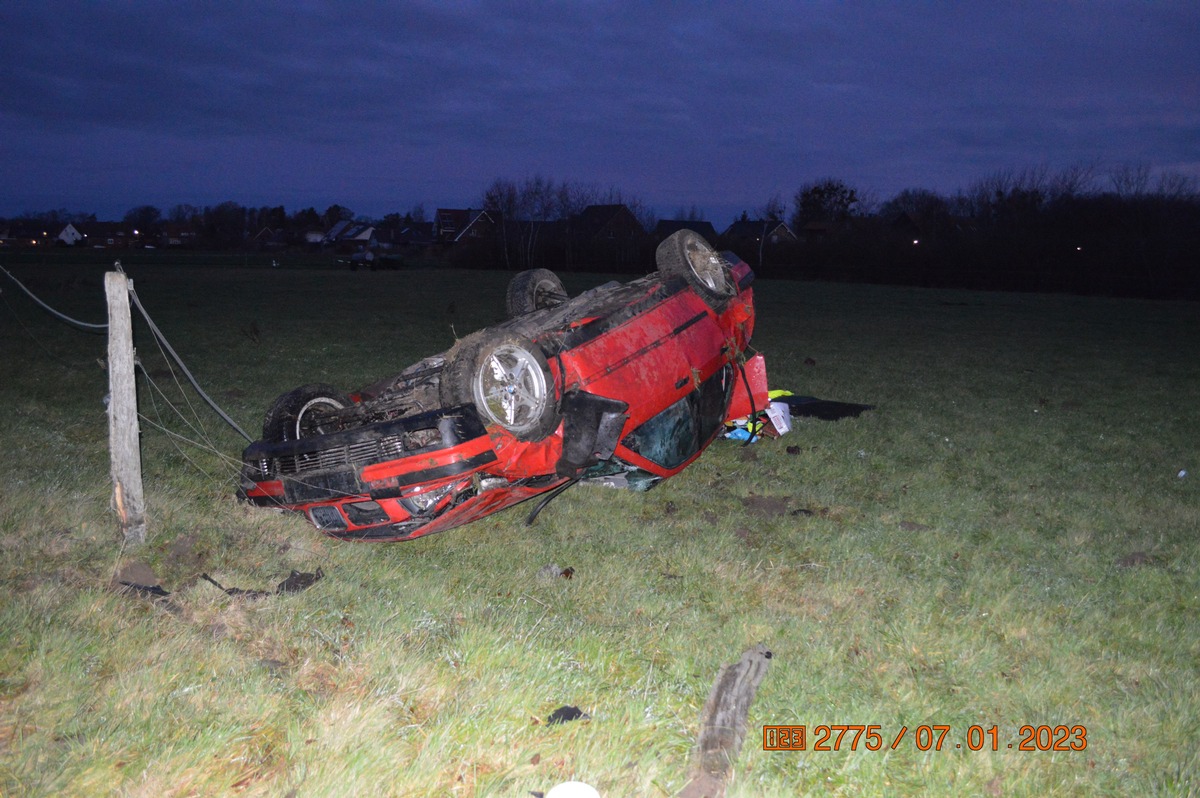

left=763, top=724, right=1088, bottom=752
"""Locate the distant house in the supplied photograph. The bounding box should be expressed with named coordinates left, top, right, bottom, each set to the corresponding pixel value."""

left=889, top=211, right=924, bottom=241
left=160, top=223, right=198, bottom=248
left=324, top=220, right=376, bottom=245
left=371, top=218, right=436, bottom=252
left=251, top=226, right=287, bottom=250
left=76, top=222, right=132, bottom=249
left=57, top=223, right=85, bottom=246
left=572, top=204, right=645, bottom=241
left=0, top=222, right=48, bottom=248
left=434, top=209, right=495, bottom=243
left=721, top=219, right=798, bottom=269
left=722, top=219, right=797, bottom=255
left=797, top=219, right=834, bottom=242
left=722, top=219, right=796, bottom=245
left=652, top=219, right=720, bottom=244
left=560, top=204, right=647, bottom=270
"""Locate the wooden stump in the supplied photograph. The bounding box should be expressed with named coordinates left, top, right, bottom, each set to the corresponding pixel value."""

left=679, top=643, right=772, bottom=798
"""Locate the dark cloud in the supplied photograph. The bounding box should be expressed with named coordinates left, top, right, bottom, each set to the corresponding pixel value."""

left=1, top=1, right=1196, bottom=223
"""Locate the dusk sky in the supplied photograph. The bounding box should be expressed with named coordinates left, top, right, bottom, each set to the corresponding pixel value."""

left=2, top=2, right=1197, bottom=226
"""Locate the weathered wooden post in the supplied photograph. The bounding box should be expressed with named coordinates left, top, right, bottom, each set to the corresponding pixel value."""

left=105, top=270, right=146, bottom=544
left=680, top=644, right=773, bottom=798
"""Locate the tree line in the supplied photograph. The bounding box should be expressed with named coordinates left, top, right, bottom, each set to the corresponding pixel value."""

left=782, top=164, right=1200, bottom=298
left=5, top=163, right=1198, bottom=298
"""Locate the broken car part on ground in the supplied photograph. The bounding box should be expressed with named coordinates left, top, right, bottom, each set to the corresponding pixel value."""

left=238, top=230, right=768, bottom=541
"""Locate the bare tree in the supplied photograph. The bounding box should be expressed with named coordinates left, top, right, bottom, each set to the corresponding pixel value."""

left=758, top=193, right=786, bottom=221
left=482, top=178, right=521, bottom=270
left=321, top=204, right=354, bottom=228
left=624, top=197, right=657, bottom=233
left=554, top=181, right=600, bottom=219
left=1047, top=161, right=1099, bottom=201
left=674, top=204, right=706, bottom=222
left=598, top=185, right=654, bottom=230
left=791, top=178, right=859, bottom=229
left=169, top=204, right=200, bottom=224
left=482, top=175, right=656, bottom=268
left=1155, top=170, right=1199, bottom=200
left=1109, top=162, right=1152, bottom=198
left=881, top=188, right=949, bottom=219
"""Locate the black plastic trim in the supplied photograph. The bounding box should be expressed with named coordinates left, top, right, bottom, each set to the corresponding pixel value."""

left=369, top=450, right=498, bottom=497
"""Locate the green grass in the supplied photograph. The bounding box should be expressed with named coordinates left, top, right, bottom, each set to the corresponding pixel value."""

left=1, top=260, right=1198, bottom=796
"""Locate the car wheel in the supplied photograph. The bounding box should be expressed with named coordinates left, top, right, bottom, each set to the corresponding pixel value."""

left=441, top=333, right=560, bottom=441
left=655, top=229, right=736, bottom=308
left=506, top=268, right=567, bottom=317
left=262, top=383, right=351, bottom=442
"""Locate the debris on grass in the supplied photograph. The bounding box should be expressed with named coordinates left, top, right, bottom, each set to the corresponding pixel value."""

left=276, top=567, right=324, bottom=593
left=543, top=782, right=600, bottom=798
left=113, top=562, right=186, bottom=615
left=777, top=395, right=875, bottom=421
left=536, top=564, right=575, bottom=581
left=725, top=389, right=869, bottom=445
left=724, top=426, right=758, bottom=443
left=116, top=580, right=171, bottom=598
left=547, top=705, right=589, bottom=725
left=200, top=573, right=271, bottom=600
left=114, top=567, right=327, bottom=604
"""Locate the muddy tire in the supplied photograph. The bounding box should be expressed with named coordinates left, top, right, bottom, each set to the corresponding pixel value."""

left=262, top=384, right=352, bottom=442
left=506, top=268, right=567, bottom=317
left=441, top=332, right=560, bottom=441
left=655, top=229, right=735, bottom=309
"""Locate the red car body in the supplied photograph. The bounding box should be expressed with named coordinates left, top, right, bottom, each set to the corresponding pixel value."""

left=239, top=232, right=767, bottom=541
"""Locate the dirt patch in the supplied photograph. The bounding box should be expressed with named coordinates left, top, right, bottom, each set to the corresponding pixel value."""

left=1116, top=551, right=1164, bottom=569
left=166, top=534, right=204, bottom=570
left=115, top=561, right=159, bottom=587
left=741, top=495, right=791, bottom=518
left=734, top=527, right=760, bottom=547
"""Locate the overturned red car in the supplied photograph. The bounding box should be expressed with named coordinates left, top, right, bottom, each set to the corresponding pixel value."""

left=239, top=230, right=768, bottom=541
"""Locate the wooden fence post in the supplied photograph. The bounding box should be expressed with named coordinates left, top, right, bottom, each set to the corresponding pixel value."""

left=680, top=644, right=773, bottom=798
left=105, top=271, right=146, bottom=544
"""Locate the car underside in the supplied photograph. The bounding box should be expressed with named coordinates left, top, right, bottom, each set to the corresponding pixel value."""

left=239, top=230, right=768, bottom=541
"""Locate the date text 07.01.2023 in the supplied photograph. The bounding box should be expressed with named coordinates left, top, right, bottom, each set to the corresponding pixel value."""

left=763, top=724, right=1087, bottom=752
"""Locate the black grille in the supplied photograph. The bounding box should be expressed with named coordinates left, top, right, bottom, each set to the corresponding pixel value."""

left=244, top=407, right=486, bottom=484
left=274, top=434, right=412, bottom=476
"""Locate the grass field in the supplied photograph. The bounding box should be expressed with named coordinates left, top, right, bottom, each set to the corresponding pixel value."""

left=1, top=257, right=1197, bottom=796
